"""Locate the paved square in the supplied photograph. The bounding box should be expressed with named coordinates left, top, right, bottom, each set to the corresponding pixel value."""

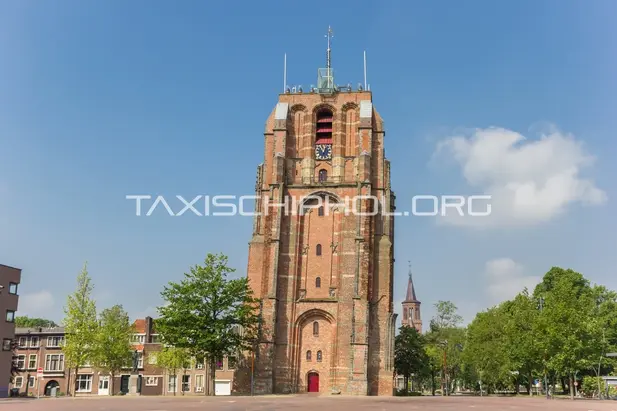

left=5, top=396, right=617, bottom=411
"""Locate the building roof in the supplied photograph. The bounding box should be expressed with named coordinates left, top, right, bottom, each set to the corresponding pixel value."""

left=15, top=326, right=66, bottom=335
left=133, top=319, right=146, bottom=333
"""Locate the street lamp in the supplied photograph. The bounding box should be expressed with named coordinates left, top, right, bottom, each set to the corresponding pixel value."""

left=538, top=297, right=549, bottom=400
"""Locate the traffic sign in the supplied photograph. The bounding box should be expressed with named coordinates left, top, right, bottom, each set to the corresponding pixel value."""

left=36, top=367, right=43, bottom=377
left=574, top=381, right=578, bottom=386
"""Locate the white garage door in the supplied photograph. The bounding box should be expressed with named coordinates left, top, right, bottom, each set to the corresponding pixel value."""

left=215, top=380, right=231, bottom=396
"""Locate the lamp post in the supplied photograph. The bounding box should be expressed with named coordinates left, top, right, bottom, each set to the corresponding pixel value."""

left=538, top=297, right=549, bottom=399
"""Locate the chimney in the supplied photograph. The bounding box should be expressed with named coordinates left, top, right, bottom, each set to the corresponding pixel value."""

left=145, top=316, right=153, bottom=342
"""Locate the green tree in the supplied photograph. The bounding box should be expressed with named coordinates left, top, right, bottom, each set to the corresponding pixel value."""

left=534, top=267, right=598, bottom=399
left=502, top=290, right=543, bottom=395
left=14, top=316, right=58, bottom=328
left=62, top=262, right=98, bottom=396
left=395, top=326, right=429, bottom=393
left=156, top=253, right=260, bottom=396
left=425, top=301, right=465, bottom=395
left=463, top=305, right=509, bottom=394
left=156, top=347, right=191, bottom=396
left=430, top=301, right=463, bottom=331
left=92, top=305, right=134, bottom=395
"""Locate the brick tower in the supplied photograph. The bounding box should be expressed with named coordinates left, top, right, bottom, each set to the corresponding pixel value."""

left=401, top=263, right=422, bottom=333
left=246, top=27, right=397, bottom=396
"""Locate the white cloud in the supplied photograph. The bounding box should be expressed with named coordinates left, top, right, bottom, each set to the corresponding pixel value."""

left=484, top=258, right=540, bottom=303
left=18, top=290, right=55, bottom=317
left=433, top=126, right=607, bottom=228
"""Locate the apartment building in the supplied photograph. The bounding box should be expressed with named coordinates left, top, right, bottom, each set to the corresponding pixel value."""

left=0, top=264, right=21, bottom=398
left=10, top=317, right=238, bottom=396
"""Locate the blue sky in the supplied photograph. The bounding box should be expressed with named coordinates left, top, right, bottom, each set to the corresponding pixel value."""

left=1, top=0, right=616, bottom=328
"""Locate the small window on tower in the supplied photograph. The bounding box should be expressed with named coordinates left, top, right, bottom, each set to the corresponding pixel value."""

left=316, top=351, right=322, bottom=362
left=306, top=350, right=312, bottom=361
left=318, top=169, right=328, bottom=182
left=316, top=277, right=321, bottom=288
left=316, top=244, right=322, bottom=256
left=313, top=321, right=319, bottom=337
left=318, top=206, right=324, bottom=216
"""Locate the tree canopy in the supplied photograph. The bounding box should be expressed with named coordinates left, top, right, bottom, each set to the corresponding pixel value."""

left=156, top=253, right=260, bottom=396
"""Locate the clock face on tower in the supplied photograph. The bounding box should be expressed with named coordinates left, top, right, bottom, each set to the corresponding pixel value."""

left=315, top=144, right=332, bottom=160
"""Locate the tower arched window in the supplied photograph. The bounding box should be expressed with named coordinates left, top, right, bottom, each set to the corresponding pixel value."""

left=306, top=350, right=312, bottom=361
left=318, top=169, right=328, bottom=182
left=316, top=244, right=322, bottom=256
left=316, top=277, right=321, bottom=288
left=316, top=351, right=322, bottom=362
left=315, top=109, right=333, bottom=144
left=313, top=321, right=319, bottom=337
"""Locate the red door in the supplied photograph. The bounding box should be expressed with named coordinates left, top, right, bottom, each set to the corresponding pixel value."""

left=308, top=372, right=319, bottom=393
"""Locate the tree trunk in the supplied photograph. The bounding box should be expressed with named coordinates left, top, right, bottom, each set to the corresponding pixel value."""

left=404, top=375, right=409, bottom=394
left=431, top=369, right=436, bottom=396
left=173, top=368, right=176, bottom=396
left=529, top=371, right=533, bottom=396
left=568, top=374, right=574, bottom=400
left=209, top=358, right=216, bottom=397
left=561, top=377, right=566, bottom=394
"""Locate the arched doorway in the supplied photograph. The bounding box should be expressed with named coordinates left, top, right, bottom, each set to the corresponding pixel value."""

left=44, top=380, right=60, bottom=396
left=307, top=372, right=319, bottom=393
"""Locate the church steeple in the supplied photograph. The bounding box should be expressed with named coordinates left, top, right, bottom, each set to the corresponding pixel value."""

left=402, top=261, right=422, bottom=333
left=404, top=261, right=418, bottom=302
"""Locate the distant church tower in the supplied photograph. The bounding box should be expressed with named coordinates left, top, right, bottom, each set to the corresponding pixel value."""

left=402, top=263, right=422, bottom=333
left=246, top=27, right=397, bottom=396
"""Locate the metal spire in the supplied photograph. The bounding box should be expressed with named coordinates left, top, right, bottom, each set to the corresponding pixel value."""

left=326, top=26, right=333, bottom=70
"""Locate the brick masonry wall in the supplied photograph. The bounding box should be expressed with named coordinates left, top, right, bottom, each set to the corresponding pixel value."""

left=246, top=90, right=396, bottom=396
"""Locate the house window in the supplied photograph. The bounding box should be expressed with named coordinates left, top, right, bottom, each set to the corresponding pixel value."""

left=2, top=339, right=11, bottom=351
left=227, top=356, right=236, bottom=370
left=28, top=354, right=37, bottom=369
left=28, top=376, right=35, bottom=388
left=148, top=353, right=158, bottom=365
left=137, top=352, right=144, bottom=369
left=150, top=334, right=161, bottom=343
left=306, top=350, right=312, bottom=361
left=76, top=374, right=92, bottom=392
left=318, top=169, right=328, bottom=182
left=195, top=374, right=204, bottom=390
left=30, top=337, right=39, bottom=348
left=13, top=376, right=23, bottom=388
left=317, top=351, right=322, bottom=362
left=182, top=375, right=190, bottom=392
left=16, top=355, right=25, bottom=370
left=316, top=244, right=322, bottom=256
left=45, top=354, right=64, bottom=371
left=18, top=337, right=27, bottom=348
left=47, top=336, right=64, bottom=347
left=6, top=310, right=15, bottom=322
left=168, top=375, right=177, bottom=393
left=316, top=277, right=321, bottom=288
left=8, top=282, right=18, bottom=294
left=196, top=360, right=204, bottom=369
left=145, top=376, right=158, bottom=386
left=131, top=334, right=145, bottom=344
left=216, top=358, right=224, bottom=370
left=313, top=322, right=319, bottom=337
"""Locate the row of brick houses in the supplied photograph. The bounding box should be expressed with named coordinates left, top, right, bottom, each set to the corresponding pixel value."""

left=10, top=316, right=239, bottom=397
